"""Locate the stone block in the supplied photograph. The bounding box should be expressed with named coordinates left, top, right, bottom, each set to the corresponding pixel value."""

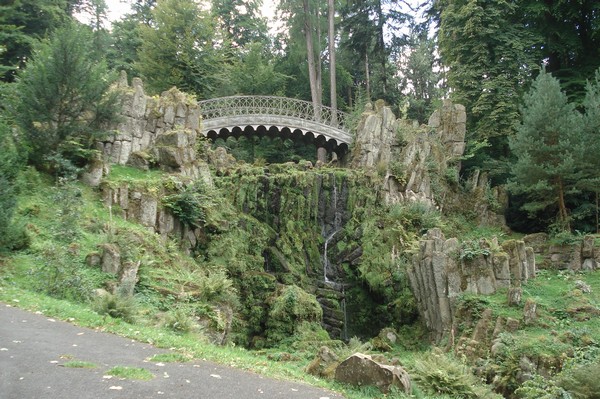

left=334, top=353, right=411, bottom=394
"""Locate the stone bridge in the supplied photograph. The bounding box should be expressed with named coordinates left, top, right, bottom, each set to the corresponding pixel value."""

left=198, top=96, right=353, bottom=157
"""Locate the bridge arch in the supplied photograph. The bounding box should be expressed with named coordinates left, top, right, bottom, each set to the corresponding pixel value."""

left=198, top=96, right=353, bottom=157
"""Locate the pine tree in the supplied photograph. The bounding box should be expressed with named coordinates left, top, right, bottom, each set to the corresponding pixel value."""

left=508, top=70, right=584, bottom=232
left=15, top=21, right=119, bottom=173
left=579, top=69, right=600, bottom=232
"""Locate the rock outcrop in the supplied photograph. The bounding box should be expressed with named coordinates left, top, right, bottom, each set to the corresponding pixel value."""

left=334, top=353, right=411, bottom=394
left=351, top=99, right=467, bottom=207
left=97, top=73, right=202, bottom=169
left=408, top=228, right=535, bottom=341
left=524, top=233, right=600, bottom=271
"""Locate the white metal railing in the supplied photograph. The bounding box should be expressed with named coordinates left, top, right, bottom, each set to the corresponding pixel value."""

left=198, top=96, right=350, bottom=133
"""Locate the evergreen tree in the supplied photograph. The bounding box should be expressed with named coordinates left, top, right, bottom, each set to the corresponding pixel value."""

left=211, top=0, right=268, bottom=48
left=435, top=0, right=539, bottom=176
left=136, top=0, right=222, bottom=97
left=508, top=70, right=584, bottom=232
left=0, top=0, right=72, bottom=81
left=579, top=69, right=600, bottom=232
left=15, top=21, right=119, bottom=173
left=220, top=43, right=289, bottom=96
left=0, top=115, right=25, bottom=252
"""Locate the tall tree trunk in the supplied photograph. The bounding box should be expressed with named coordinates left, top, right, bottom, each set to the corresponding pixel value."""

left=365, top=52, right=370, bottom=100
left=303, top=0, right=321, bottom=120
left=316, top=1, right=322, bottom=106
left=328, top=0, right=337, bottom=124
left=557, top=177, right=570, bottom=231
left=374, top=0, right=387, bottom=96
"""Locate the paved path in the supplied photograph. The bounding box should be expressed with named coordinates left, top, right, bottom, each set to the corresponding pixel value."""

left=0, top=304, right=345, bottom=399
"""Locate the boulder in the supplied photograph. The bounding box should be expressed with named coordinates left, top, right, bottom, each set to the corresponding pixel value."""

left=99, top=243, right=121, bottom=275
left=306, top=346, right=339, bottom=378
left=334, top=353, right=411, bottom=394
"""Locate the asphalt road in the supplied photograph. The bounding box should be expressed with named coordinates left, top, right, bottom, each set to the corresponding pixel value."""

left=0, top=304, right=345, bottom=399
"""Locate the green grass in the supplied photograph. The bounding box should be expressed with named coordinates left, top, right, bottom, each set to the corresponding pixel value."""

left=63, top=360, right=98, bottom=368
left=106, top=366, right=154, bottom=380
left=148, top=352, right=192, bottom=363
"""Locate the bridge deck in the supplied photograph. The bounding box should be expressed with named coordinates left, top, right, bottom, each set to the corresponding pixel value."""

left=198, top=96, right=353, bottom=146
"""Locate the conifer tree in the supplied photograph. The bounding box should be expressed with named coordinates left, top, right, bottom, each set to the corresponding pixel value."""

left=580, top=69, right=600, bottom=232
left=508, top=70, right=584, bottom=232
left=15, top=21, right=119, bottom=173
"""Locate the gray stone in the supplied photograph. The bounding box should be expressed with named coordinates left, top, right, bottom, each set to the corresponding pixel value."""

left=139, top=194, right=158, bottom=229
left=575, top=280, right=592, bottom=293
left=334, top=353, right=411, bottom=394
left=100, top=243, right=121, bottom=275
left=117, top=260, right=140, bottom=297
left=523, top=298, right=537, bottom=325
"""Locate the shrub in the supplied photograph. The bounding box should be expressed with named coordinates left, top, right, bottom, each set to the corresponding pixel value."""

left=266, top=285, right=323, bottom=346
left=412, top=351, right=501, bottom=399
left=161, top=308, right=197, bottom=334
left=93, top=292, right=137, bottom=323
left=558, top=362, right=600, bottom=399
left=34, top=246, right=97, bottom=301
left=162, top=181, right=207, bottom=228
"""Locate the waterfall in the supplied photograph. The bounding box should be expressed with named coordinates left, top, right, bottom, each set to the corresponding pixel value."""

left=322, top=175, right=343, bottom=284
left=323, top=229, right=340, bottom=283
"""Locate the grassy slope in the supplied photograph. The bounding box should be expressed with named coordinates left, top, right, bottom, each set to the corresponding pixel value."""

left=1, top=166, right=599, bottom=399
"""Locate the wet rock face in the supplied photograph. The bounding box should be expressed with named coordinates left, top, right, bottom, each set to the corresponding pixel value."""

left=408, top=228, right=536, bottom=341
left=334, top=353, right=411, bottom=394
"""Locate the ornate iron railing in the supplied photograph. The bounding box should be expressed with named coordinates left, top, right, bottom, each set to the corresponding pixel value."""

left=198, top=96, right=350, bottom=133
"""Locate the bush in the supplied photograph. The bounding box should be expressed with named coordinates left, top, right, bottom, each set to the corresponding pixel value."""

left=93, top=292, right=137, bottom=323
left=0, top=116, right=26, bottom=252
left=412, top=351, right=501, bottom=399
left=266, top=285, right=323, bottom=346
left=161, top=307, right=197, bottom=334
left=559, top=362, right=600, bottom=398
left=34, top=245, right=98, bottom=301
left=162, top=181, right=207, bottom=228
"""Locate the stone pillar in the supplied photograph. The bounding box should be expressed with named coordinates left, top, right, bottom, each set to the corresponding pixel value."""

left=317, top=147, right=328, bottom=163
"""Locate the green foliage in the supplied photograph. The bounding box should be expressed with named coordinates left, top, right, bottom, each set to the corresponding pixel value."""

left=162, top=181, right=207, bottom=228
left=136, top=0, right=222, bottom=97
left=50, top=180, right=84, bottom=242
left=266, top=285, right=323, bottom=346
left=15, top=21, right=119, bottom=171
left=218, top=42, right=289, bottom=96
left=508, top=69, right=584, bottom=231
left=211, top=0, right=268, bottom=48
left=33, top=245, right=101, bottom=302
left=0, top=0, right=70, bottom=81
left=558, top=362, right=600, bottom=399
left=412, top=351, right=501, bottom=399
left=161, top=307, right=197, bottom=334
left=0, top=116, right=27, bottom=252
left=460, top=240, right=492, bottom=261
left=106, top=366, right=154, bottom=380
left=93, top=292, right=138, bottom=323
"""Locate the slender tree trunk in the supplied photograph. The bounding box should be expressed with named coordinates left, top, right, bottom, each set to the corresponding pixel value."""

left=316, top=3, right=322, bottom=106
left=596, top=191, right=600, bottom=234
left=303, top=0, right=321, bottom=120
left=374, top=0, right=387, bottom=95
left=365, top=52, right=370, bottom=100
left=328, top=0, right=337, bottom=124
left=557, top=177, right=570, bottom=231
